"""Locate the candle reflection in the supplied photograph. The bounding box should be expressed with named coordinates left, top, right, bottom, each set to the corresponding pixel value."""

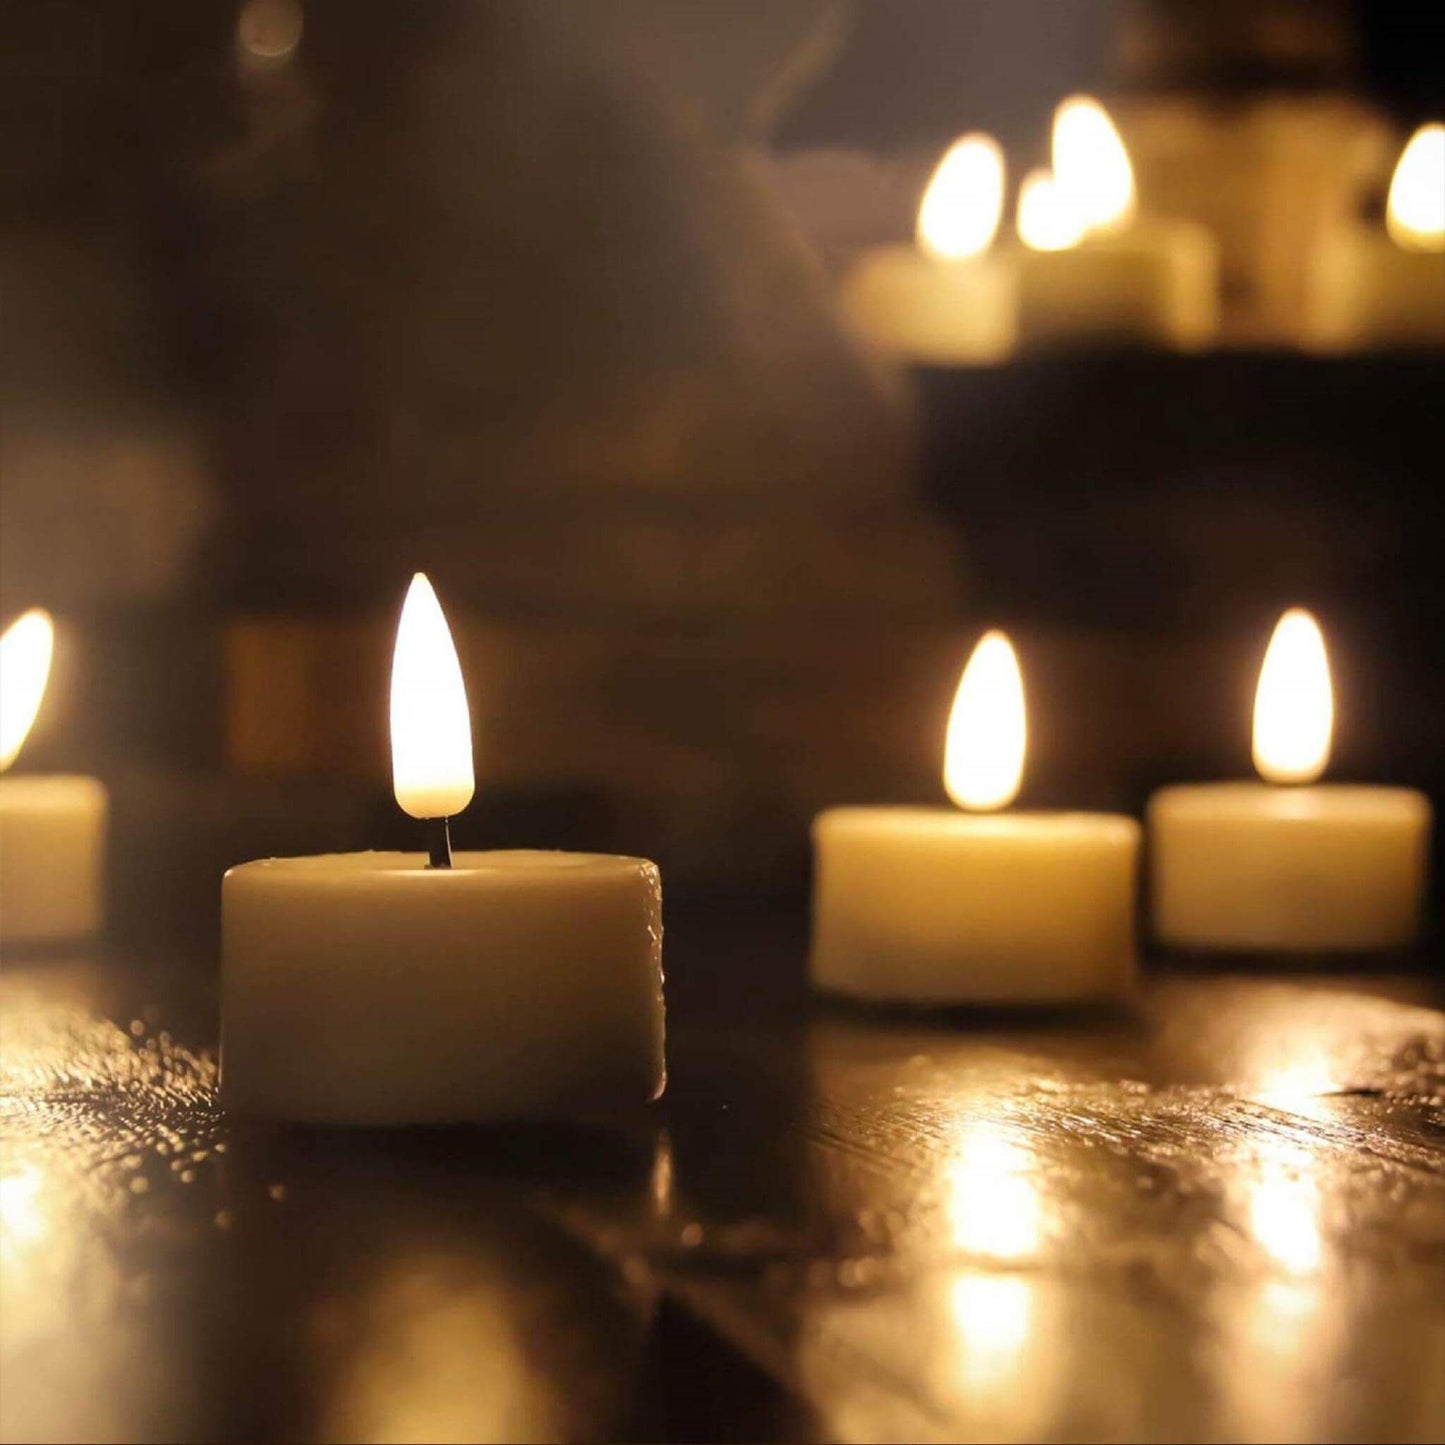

left=945, top=1121, right=1043, bottom=1262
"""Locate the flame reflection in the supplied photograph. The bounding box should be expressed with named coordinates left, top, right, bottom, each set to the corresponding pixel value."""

left=946, top=1121, right=1044, bottom=1262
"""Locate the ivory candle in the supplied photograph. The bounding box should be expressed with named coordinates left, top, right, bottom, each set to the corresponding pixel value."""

left=811, top=632, right=1140, bottom=1004
left=841, top=133, right=1017, bottom=365
left=0, top=610, right=107, bottom=946
left=1149, top=609, right=1432, bottom=952
left=1307, top=123, right=1445, bottom=351
left=1013, top=97, right=1218, bottom=350
left=221, top=574, right=665, bottom=1124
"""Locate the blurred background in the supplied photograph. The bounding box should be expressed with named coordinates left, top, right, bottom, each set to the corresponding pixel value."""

left=1, top=0, right=1441, bottom=957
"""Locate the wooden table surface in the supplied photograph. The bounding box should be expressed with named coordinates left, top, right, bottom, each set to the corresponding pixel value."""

left=2, top=916, right=1443, bottom=1443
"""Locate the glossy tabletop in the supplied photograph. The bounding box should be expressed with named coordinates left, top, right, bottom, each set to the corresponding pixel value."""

left=2, top=921, right=1442, bottom=1443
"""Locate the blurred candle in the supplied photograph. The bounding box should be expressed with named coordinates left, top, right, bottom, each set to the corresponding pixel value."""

left=1013, top=96, right=1218, bottom=350
left=1149, top=609, right=1431, bottom=953
left=811, top=631, right=1139, bottom=1004
left=840, top=133, right=1017, bottom=364
left=0, top=609, right=107, bottom=947
left=1307, top=122, right=1445, bottom=350
left=222, top=573, right=665, bottom=1124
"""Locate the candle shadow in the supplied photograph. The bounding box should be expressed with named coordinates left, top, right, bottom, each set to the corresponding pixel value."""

left=813, top=988, right=1137, bottom=1031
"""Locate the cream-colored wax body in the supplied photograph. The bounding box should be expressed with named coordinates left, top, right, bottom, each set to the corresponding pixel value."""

left=841, top=248, right=1017, bottom=364
left=1014, top=221, right=1218, bottom=349
left=1149, top=783, right=1431, bottom=951
left=223, top=850, right=664, bottom=1124
left=0, top=775, right=107, bottom=945
left=811, top=807, right=1140, bottom=1004
left=1306, top=232, right=1445, bottom=350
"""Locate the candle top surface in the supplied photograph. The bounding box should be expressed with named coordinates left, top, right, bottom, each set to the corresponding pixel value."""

left=1149, top=781, right=1430, bottom=821
left=816, top=805, right=1138, bottom=839
left=225, top=849, right=658, bottom=883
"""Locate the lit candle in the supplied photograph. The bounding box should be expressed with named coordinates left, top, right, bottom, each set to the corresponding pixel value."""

left=1307, top=122, right=1445, bottom=350
left=840, top=133, right=1017, bottom=364
left=222, top=574, right=665, bottom=1124
left=0, top=609, right=107, bottom=947
left=1013, top=96, right=1218, bottom=350
left=811, top=632, right=1140, bottom=1004
left=1149, top=609, right=1431, bottom=953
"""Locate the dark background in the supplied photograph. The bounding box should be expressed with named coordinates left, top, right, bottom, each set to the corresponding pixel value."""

left=1, top=0, right=1441, bottom=956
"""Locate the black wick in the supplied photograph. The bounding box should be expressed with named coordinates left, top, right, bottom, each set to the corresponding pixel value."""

left=427, top=816, right=453, bottom=869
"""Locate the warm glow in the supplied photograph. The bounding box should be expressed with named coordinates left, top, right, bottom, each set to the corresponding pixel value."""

left=1386, top=123, right=1445, bottom=252
left=0, top=608, right=54, bottom=772
left=916, top=133, right=1007, bottom=262
left=946, top=1122, right=1043, bottom=1261
left=1016, top=169, right=1090, bottom=253
left=1051, top=95, right=1136, bottom=235
left=948, top=1274, right=1035, bottom=1396
left=1252, top=609, right=1333, bottom=786
left=389, top=573, right=475, bottom=820
left=1245, top=1149, right=1322, bottom=1277
left=944, top=631, right=1026, bottom=811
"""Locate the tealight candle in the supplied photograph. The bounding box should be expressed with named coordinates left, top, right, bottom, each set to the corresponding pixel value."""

left=840, top=133, right=1017, bottom=364
left=1149, top=609, right=1431, bottom=952
left=811, top=632, right=1140, bottom=1004
left=0, top=609, right=107, bottom=946
left=1307, top=122, right=1445, bottom=351
left=222, top=574, right=665, bottom=1124
left=1013, top=97, right=1218, bottom=350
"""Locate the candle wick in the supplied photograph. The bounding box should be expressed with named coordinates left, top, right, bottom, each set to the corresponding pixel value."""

left=427, top=816, right=453, bottom=869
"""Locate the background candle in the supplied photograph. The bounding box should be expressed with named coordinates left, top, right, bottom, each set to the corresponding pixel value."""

left=0, top=609, right=107, bottom=946
left=1306, top=122, right=1445, bottom=351
left=221, top=574, right=665, bottom=1124
left=1149, top=609, right=1432, bottom=952
left=1013, top=97, right=1218, bottom=350
left=811, top=632, right=1139, bottom=1004
left=840, top=133, right=1017, bottom=365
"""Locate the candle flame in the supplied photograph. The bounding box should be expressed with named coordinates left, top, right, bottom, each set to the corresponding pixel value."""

left=389, top=574, right=475, bottom=820
left=944, top=631, right=1026, bottom=811
left=1386, top=122, right=1445, bottom=253
left=1016, top=168, right=1090, bottom=253
left=1052, top=95, right=1136, bottom=236
left=916, top=133, right=1007, bottom=262
left=0, top=609, right=54, bottom=772
left=1252, top=609, right=1333, bottom=786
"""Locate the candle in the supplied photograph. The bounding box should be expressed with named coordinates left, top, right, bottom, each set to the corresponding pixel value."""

left=1149, top=609, right=1431, bottom=953
left=1307, top=122, right=1445, bottom=351
left=0, top=609, right=107, bottom=946
left=1014, top=97, right=1218, bottom=350
left=811, top=632, right=1140, bottom=1004
left=222, top=574, right=665, bottom=1124
left=840, top=133, right=1017, bottom=364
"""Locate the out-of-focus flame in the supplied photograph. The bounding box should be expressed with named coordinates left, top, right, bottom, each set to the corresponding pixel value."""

left=0, top=609, right=54, bottom=772
left=390, top=574, right=475, bottom=820
left=1052, top=95, right=1136, bottom=235
left=1252, top=609, right=1332, bottom=786
left=944, top=632, right=1026, bottom=811
left=917, top=133, right=1007, bottom=262
left=1386, top=122, right=1445, bottom=253
left=1016, top=169, right=1090, bottom=253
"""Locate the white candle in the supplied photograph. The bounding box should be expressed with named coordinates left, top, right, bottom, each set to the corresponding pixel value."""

left=1149, top=609, right=1432, bottom=952
left=811, top=632, right=1140, bottom=1004
left=1306, top=122, right=1445, bottom=351
left=1013, top=97, right=1218, bottom=350
left=840, top=134, right=1017, bottom=364
left=221, top=574, right=665, bottom=1124
left=0, top=609, right=107, bottom=946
